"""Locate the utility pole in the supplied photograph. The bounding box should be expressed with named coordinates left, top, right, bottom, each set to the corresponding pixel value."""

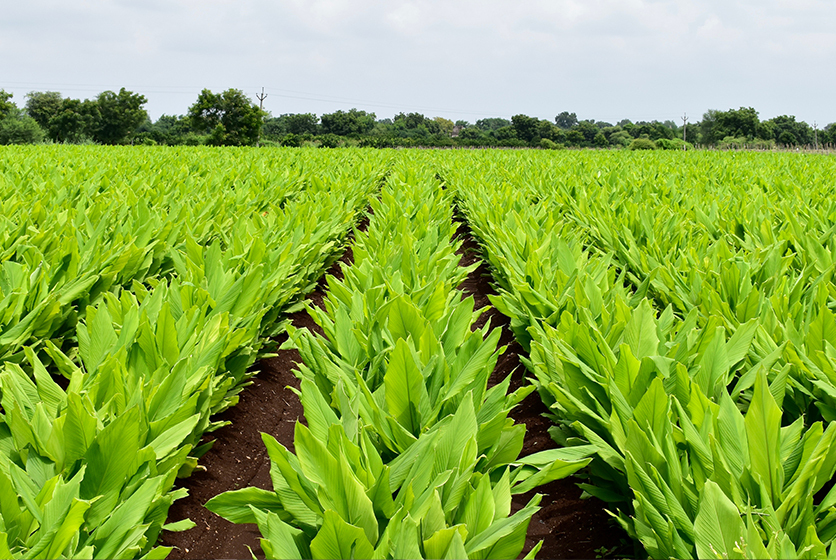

left=256, top=88, right=267, bottom=147
left=256, top=87, right=267, bottom=111
left=681, top=113, right=688, bottom=146
left=814, top=121, right=819, bottom=150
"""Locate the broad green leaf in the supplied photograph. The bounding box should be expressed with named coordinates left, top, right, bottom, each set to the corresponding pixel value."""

left=693, top=481, right=746, bottom=560
left=309, top=510, right=375, bottom=560
left=384, top=339, right=424, bottom=435
left=744, top=370, right=782, bottom=505
left=624, top=300, right=659, bottom=359
left=206, top=487, right=286, bottom=524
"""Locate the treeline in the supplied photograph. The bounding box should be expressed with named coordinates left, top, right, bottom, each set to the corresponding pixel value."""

left=1, top=87, right=834, bottom=149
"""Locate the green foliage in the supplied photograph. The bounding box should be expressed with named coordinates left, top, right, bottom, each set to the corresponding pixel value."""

left=0, top=91, right=14, bottom=119
left=321, top=108, right=376, bottom=136
left=768, top=115, right=813, bottom=146
left=628, top=137, right=657, bottom=150
left=609, top=130, right=633, bottom=147
left=48, top=98, right=99, bottom=143
left=24, top=91, right=63, bottom=130
left=187, top=88, right=264, bottom=146
left=393, top=112, right=441, bottom=136
left=492, top=126, right=517, bottom=142
left=94, top=88, right=148, bottom=144
left=0, top=108, right=44, bottom=145
left=317, top=133, right=342, bottom=148
left=511, top=114, right=540, bottom=143
left=475, top=117, right=511, bottom=131
left=286, top=113, right=320, bottom=135
left=714, top=106, right=761, bottom=140
left=655, top=138, right=692, bottom=150
left=539, top=138, right=560, bottom=150
left=593, top=132, right=609, bottom=148
left=716, top=136, right=774, bottom=150
left=555, top=111, right=578, bottom=130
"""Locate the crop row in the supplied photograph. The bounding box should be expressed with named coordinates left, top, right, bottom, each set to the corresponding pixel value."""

left=207, top=161, right=591, bottom=558
left=445, top=150, right=836, bottom=558
left=0, top=147, right=387, bottom=558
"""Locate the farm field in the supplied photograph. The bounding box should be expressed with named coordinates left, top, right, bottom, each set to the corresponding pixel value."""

left=1, top=146, right=836, bottom=559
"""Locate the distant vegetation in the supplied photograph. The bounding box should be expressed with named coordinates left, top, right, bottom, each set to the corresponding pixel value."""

left=1, top=87, right=834, bottom=149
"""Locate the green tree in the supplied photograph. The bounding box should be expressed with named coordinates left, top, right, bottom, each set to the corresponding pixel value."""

left=492, top=126, right=517, bottom=141
left=575, top=121, right=600, bottom=145
left=608, top=130, right=633, bottom=147
left=285, top=113, right=319, bottom=135
left=0, top=90, right=14, bottom=119
left=320, top=108, right=376, bottom=136
left=49, top=98, right=99, bottom=143
left=392, top=112, right=441, bottom=137
left=537, top=120, right=558, bottom=141
left=0, top=107, right=44, bottom=145
left=458, top=127, right=486, bottom=141
left=699, top=109, right=720, bottom=145
left=555, top=111, right=578, bottom=129
left=593, top=132, right=608, bottom=148
left=188, top=88, right=264, bottom=146
left=823, top=123, right=836, bottom=145
left=629, top=138, right=657, bottom=150
left=94, top=88, right=148, bottom=144
left=511, top=114, right=540, bottom=143
left=564, top=129, right=585, bottom=146
left=766, top=115, right=813, bottom=146
left=755, top=120, right=776, bottom=141
left=475, top=117, right=510, bottom=131
left=713, top=107, right=760, bottom=141
left=632, top=121, right=674, bottom=141
left=135, top=114, right=194, bottom=145
left=25, top=91, right=63, bottom=131
left=434, top=116, right=454, bottom=137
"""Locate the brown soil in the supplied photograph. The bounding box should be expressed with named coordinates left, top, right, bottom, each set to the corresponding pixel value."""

left=160, top=218, right=629, bottom=560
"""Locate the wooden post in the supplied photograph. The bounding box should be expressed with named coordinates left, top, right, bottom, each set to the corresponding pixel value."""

left=255, top=88, right=267, bottom=147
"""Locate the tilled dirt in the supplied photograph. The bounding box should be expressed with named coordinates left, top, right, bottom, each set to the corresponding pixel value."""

left=160, top=225, right=628, bottom=559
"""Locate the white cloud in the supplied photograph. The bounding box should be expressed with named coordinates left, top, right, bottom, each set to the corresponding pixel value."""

left=1, top=0, right=835, bottom=123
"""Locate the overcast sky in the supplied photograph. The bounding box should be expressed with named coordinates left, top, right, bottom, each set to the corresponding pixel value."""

left=3, top=0, right=835, bottom=125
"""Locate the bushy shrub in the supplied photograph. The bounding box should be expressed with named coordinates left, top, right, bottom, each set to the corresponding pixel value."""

left=279, top=133, right=301, bottom=147
left=609, top=130, right=633, bottom=148
left=655, top=138, right=693, bottom=150
left=628, top=137, right=657, bottom=150
left=717, top=136, right=775, bottom=150
left=0, top=110, right=45, bottom=144
left=540, top=138, right=563, bottom=150
left=317, top=133, right=342, bottom=148
left=179, top=133, right=204, bottom=146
